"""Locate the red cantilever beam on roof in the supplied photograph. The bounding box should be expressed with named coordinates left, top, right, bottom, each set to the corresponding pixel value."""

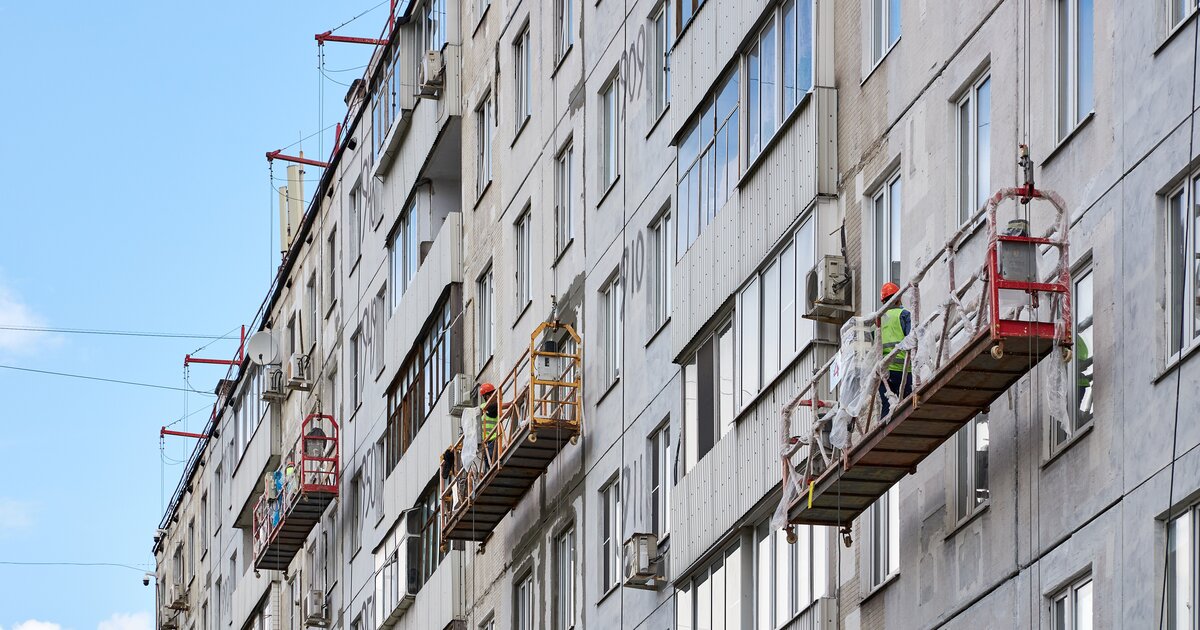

left=184, top=325, right=246, bottom=367
left=315, top=30, right=387, bottom=46
left=266, top=150, right=331, bottom=169
left=161, top=428, right=209, bottom=440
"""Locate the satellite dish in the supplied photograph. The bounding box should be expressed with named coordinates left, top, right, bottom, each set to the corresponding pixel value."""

left=245, top=330, right=280, bottom=366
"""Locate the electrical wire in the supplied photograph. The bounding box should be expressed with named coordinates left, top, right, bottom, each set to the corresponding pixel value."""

left=328, top=0, right=391, bottom=35
left=0, top=324, right=236, bottom=340
left=0, top=561, right=150, bottom=573
left=0, top=363, right=217, bottom=395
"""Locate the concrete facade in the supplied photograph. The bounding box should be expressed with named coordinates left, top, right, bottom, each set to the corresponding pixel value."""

left=153, top=1, right=1200, bottom=629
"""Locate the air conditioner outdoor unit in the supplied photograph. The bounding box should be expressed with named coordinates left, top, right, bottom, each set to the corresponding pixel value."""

left=303, top=589, right=329, bottom=627
left=159, top=611, right=179, bottom=630
left=804, top=255, right=854, bottom=325
left=622, top=533, right=661, bottom=590
left=448, top=374, right=473, bottom=417
left=263, top=365, right=287, bottom=401
left=418, top=50, right=444, bottom=98
left=167, top=581, right=189, bottom=611
left=287, top=354, right=313, bottom=391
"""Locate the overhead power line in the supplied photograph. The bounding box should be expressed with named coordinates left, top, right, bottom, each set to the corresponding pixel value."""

left=0, top=363, right=217, bottom=395
left=0, top=324, right=236, bottom=340
left=0, top=561, right=149, bottom=573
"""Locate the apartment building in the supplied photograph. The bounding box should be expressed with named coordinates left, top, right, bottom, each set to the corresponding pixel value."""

left=154, top=0, right=1200, bottom=629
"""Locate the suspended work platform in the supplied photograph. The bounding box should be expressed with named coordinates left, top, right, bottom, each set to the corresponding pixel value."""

left=782, top=186, right=1073, bottom=531
left=440, top=320, right=582, bottom=548
left=253, top=414, right=339, bottom=570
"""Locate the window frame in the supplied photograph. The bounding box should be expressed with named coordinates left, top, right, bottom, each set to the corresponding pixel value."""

left=676, top=69, right=739, bottom=256
left=952, top=414, right=990, bottom=525
left=870, top=0, right=901, bottom=66
left=865, top=485, right=900, bottom=592
left=476, top=94, right=494, bottom=198
left=1049, top=574, right=1093, bottom=630
left=555, top=142, right=575, bottom=256
left=601, top=273, right=624, bottom=386
left=600, top=77, right=621, bottom=191
left=1052, top=263, right=1095, bottom=451
left=514, top=570, right=535, bottom=630
left=1167, top=179, right=1200, bottom=360
left=554, top=525, right=577, bottom=630
left=650, top=423, right=672, bottom=538
left=1055, top=0, right=1095, bottom=141
left=755, top=520, right=829, bottom=627
left=683, top=317, right=735, bottom=472
left=673, top=0, right=707, bottom=38
left=1168, top=0, right=1198, bottom=33
left=652, top=3, right=671, bottom=119
left=556, top=0, right=574, bottom=61
left=956, top=73, right=992, bottom=225
left=515, top=27, right=532, bottom=130
left=326, top=227, right=338, bottom=316
left=477, top=266, right=495, bottom=367
left=600, top=477, right=622, bottom=593
left=515, top=208, right=532, bottom=313
left=651, top=210, right=673, bottom=329
left=872, top=171, right=903, bottom=304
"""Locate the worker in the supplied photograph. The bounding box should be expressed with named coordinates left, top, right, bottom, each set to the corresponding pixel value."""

left=479, top=382, right=500, bottom=467
left=440, top=447, right=459, bottom=510
left=1075, top=333, right=1092, bottom=417
left=879, top=282, right=913, bottom=417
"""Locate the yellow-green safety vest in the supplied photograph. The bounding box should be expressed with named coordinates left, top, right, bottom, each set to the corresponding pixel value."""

left=481, top=404, right=499, bottom=441
left=881, top=308, right=908, bottom=372
left=1076, top=335, right=1092, bottom=388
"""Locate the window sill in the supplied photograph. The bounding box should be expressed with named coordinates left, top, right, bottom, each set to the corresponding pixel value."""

left=511, top=116, right=532, bottom=147
left=1043, top=421, right=1094, bottom=468
left=645, top=316, right=671, bottom=348
left=1156, top=10, right=1198, bottom=56
left=862, top=38, right=900, bottom=86
left=943, top=500, right=990, bottom=541
left=597, top=582, right=621, bottom=606
left=325, top=299, right=337, bottom=320
left=551, top=45, right=574, bottom=78
left=860, top=571, right=900, bottom=604
left=350, top=255, right=362, bottom=276
left=472, top=2, right=491, bottom=38
left=597, top=376, right=621, bottom=405
left=646, top=104, right=671, bottom=139
left=1155, top=339, right=1200, bottom=383
left=739, top=90, right=813, bottom=185
left=474, top=180, right=493, bottom=210
left=1041, top=111, right=1095, bottom=167
left=597, top=175, right=621, bottom=208
left=476, top=355, right=494, bottom=379
left=552, top=238, right=575, bottom=268
left=512, top=300, right=533, bottom=329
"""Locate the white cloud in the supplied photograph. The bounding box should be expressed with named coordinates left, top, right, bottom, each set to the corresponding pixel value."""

left=0, top=497, right=34, bottom=532
left=97, top=613, right=151, bottom=630
left=11, top=621, right=63, bottom=630
left=0, top=278, right=46, bottom=355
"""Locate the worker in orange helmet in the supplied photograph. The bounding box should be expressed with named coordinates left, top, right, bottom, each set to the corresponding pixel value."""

left=878, top=282, right=913, bottom=417
left=479, top=382, right=500, bottom=467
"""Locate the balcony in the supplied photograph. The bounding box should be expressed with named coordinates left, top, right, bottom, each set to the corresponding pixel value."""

left=439, top=321, right=582, bottom=547
left=253, top=414, right=340, bottom=570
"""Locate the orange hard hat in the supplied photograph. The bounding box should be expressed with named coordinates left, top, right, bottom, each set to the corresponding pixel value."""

left=479, top=382, right=496, bottom=396
left=880, top=282, right=900, bottom=301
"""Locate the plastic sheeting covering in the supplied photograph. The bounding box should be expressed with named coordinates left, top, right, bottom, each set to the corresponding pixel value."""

left=460, top=406, right=480, bottom=471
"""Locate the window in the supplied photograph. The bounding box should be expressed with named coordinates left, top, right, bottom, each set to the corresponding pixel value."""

left=213, top=465, right=223, bottom=525
left=683, top=320, right=734, bottom=471
left=349, top=182, right=364, bottom=266
left=214, top=578, right=223, bottom=626
left=1071, top=267, right=1095, bottom=433
left=676, top=70, right=739, bottom=255
left=555, top=144, right=574, bottom=254
left=201, top=602, right=209, bottom=630
left=327, top=228, right=338, bottom=312
left=349, top=470, right=364, bottom=552
left=515, top=28, right=531, bottom=128
left=556, top=0, right=574, bottom=60
left=673, top=0, right=706, bottom=37
left=350, top=327, right=362, bottom=410
left=515, top=572, right=535, bottom=630
left=737, top=219, right=816, bottom=405
left=870, top=0, right=901, bottom=64
left=676, top=543, right=741, bottom=630
left=866, top=485, right=900, bottom=589
left=1050, top=575, right=1093, bottom=630
left=555, top=527, right=576, bottom=630
left=187, top=520, right=195, bottom=579
left=755, top=522, right=828, bottom=627
left=372, top=288, right=386, bottom=376
left=1056, top=0, right=1094, bottom=139
left=957, top=75, right=992, bottom=224
left=747, top=16, right=777, bottom=159
left=953, top=414, right=990, bottom=523
left=307, top=273, right=319, bottom=350
left=1168, top=180, right=1200, bottom=356
left=477, top=267, right=494, bottom=364
left=601, top=274, right=623, bottom=384
left=374, top=522, right=402, bottom=623
left=385, top=296, right=459, bottom=469
left=651, top=212, right=672, bottom=327
left=426, top=0, right=447, bottom=51
left=412, top=482, right=444, bottom=586
left=479, top=617, right=494, bottom=630
left=652, top=4, right=671, bottom=117
left=873, top=172, right=902, bottom=299
left=477, top=95, right=493, bottom=196
left=1169, top=0, right=1197, bottom=31
left=389, top=202, right=419, bottom=312
left=601, top=78, right=621, bottom=190
left=746, top=0, right=816, bottom=158
left=650, top=424, right=672, bottom=536
left=515, top=210, right=532, bottom=311
left=1169, top=507, right=1199, bottom=630
left=600, top=478, right=621, bottom=591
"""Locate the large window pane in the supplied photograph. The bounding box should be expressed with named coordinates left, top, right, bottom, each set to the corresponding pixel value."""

left=741, top=277, right=761, bottom=404
left=975, top=77, right=992, bottom=212
left=763, top=260, right=781, bottom=377
left=1170, top=189, right=1188, bottom=354
left=781, top=244, right=796, bottom=356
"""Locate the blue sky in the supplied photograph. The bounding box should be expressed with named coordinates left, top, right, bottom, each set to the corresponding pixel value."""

left=0, top=2, right=381, bottom=627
